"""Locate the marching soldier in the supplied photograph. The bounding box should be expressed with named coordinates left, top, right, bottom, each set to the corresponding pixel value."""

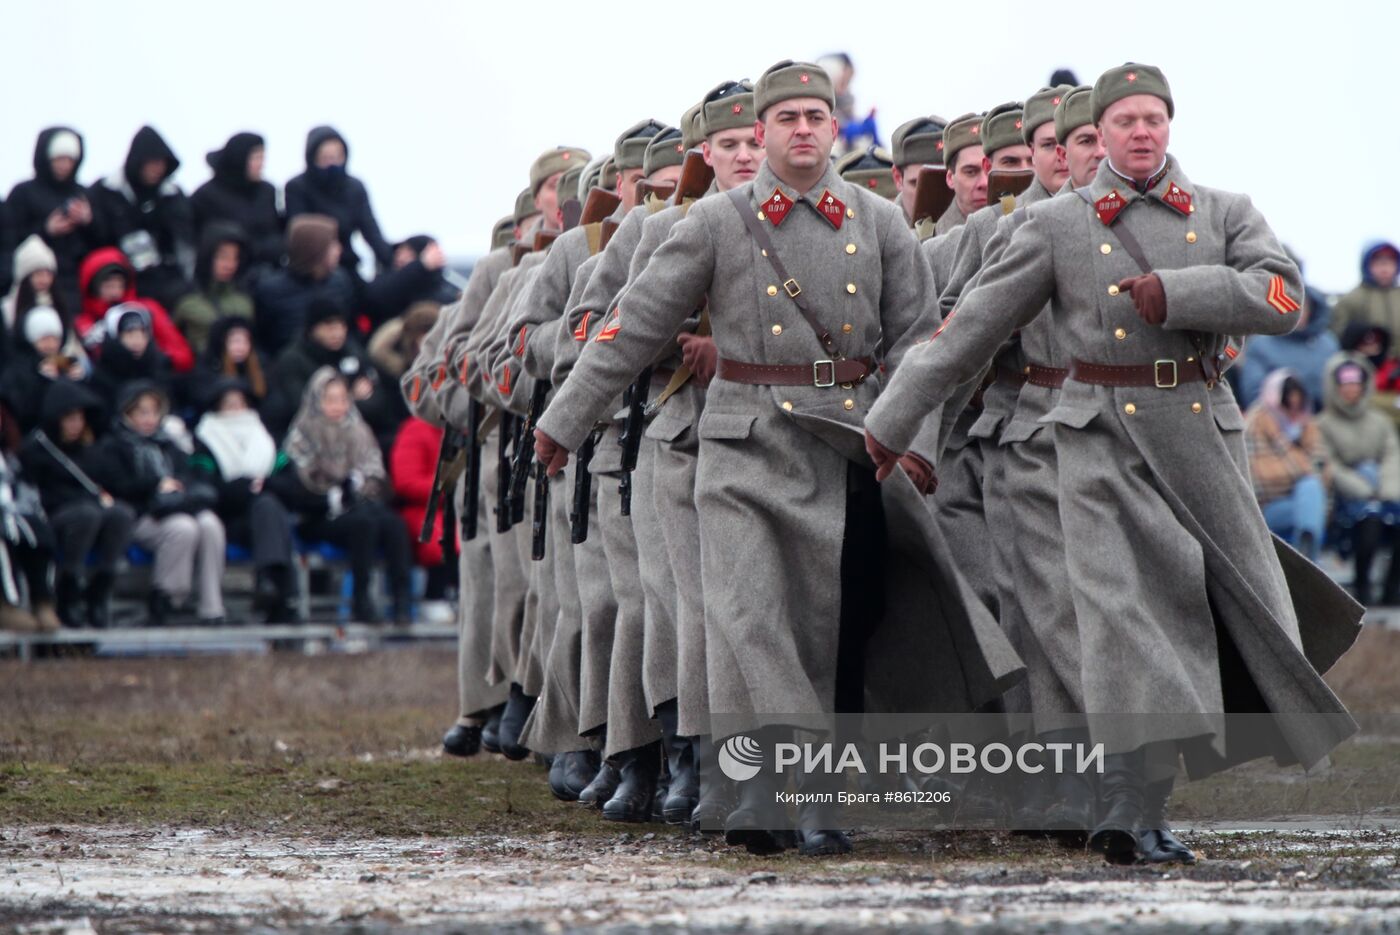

left=835, top=144, right=897, bottom=201
left=932, top=112, right=987, bottom=237
left=865, top=63, right=1361, bottom=865
left=536, top=60, right=1021, bottom=855
left=889, top=116, right=945, bottom=226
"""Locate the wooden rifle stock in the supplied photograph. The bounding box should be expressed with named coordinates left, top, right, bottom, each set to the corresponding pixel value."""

left=639, top=179, right=677, bottom=204
left=675, top=149, right=715, bottom=202
left=533, top=229, right=560, bottom=252
left=987, top=168, right=1036, bottom=208
left=510, top=243, right=532, bottom=267
left=598, top=218, right=620, bottom=251
left=580, top=187, right=622, bottom=225
left=560, top=198, right=583, bottom=231
left=912, top=164, right=953, bottom=227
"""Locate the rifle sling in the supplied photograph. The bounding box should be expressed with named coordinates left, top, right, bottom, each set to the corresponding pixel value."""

left=647, top=305, right=712, bottom=413
left=726, top=189, right=842, bottom=360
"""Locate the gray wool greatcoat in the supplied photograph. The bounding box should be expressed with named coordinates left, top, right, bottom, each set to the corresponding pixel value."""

left=866, top=156, right=1362, bottom=772
left=539, top=161, right=1022, bottom=733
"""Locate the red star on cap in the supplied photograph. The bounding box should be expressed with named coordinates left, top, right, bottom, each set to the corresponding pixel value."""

left=799, top=74, right=810, bottom=83
left=1052, top=97, right=1062, bottom=105
left=1015, top=120, right=1023, bottom=129
left=936, top=140, right=944, bottom=150
left=867, top=179, right=877, bottom=188
left=675, top=144, right=682, bottom=152
left=971, top=126, right=979, bottom=136
left=732, top=103, right=743, bottom=114
left=1127, top=72, right=1138, bottom=82
left=562, top=152, right=571, bottom=159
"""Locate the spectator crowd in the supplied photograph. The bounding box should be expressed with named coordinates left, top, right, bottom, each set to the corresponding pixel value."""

left=0, top=124, right=460, bottom=634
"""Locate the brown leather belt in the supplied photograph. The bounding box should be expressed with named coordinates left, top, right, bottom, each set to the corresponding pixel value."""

left=1027, top=364, right=1068, bottom=389
left=995, top=364, right=1027, bottom=388
left=1070, top=357, right=1217, bottom=389
left=717, top=356, right=872, bottom=387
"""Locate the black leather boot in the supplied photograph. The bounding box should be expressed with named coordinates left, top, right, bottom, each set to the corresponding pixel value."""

left=657, top=702, right=699, bottom=825
left=579, top=759, right=621, bottom=808
left=689, top=735, right=735, bottom=834
left=1010, top=769, right=1054, bottom=835
left=85, top=573, right=115, bottom=629
left=796, top=773, right=852, bottom=857
left=392, top=585, right=413, bottom=626
left=548, top=751, right=570, bottom=800
left=498, top=684, right=536, bottom=761
left=1137, top=777, right=1196, bottom=864
left=442, top=722, right=483, bottom=758
left=480, top=705, right=505, bottom=753
left=56, top=574, right=86, bottom=629
left=723, top=734, right=796, bottom=855
left=351, top=589, right=382, bottom=625
left=145, top=587, right=175, bottom=629
left=1042, top=729, right=1096, bottom=846
left=561, top=750, right=600, bottom=800
left=602, top=742, right=661, bottom=823
left=1090, top=751, right=1146, bottom=865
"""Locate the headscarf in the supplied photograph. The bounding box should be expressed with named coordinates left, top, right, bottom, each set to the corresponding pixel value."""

left=1259, top=368, right=1310, bottom=443
left=284, top=367, right=385, bottom=495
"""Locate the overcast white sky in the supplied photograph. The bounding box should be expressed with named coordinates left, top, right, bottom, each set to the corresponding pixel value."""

left=5, top=0, right=1397, bottom=292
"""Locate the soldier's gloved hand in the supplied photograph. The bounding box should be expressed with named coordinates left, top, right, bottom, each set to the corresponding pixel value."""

left=899, top=452, right=938, bottom=496
left=864, top=430, right=899, bottom=482
left=534, top=429, right=571, bottom=477
left=1118, top=274, right=1167, bottom=325
left=677, top=333, right=718, bottom=387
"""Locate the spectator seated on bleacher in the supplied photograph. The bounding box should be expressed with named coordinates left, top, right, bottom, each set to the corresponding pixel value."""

left=89, top=304, right=173, bottom=403
left=3, top=234, right=93, bottom=377
left=18, top=382, right=135, bottom=629
left=1246, top=369, right=1330, bottom=562
left=0, top=306, right=92, bottom=437
left=1318, top=353, right=1400, bottom=605
left=190, top=132, right=284, bottom=280
left=197, top=317, right=269, bottom=413
left=191, top=378, right=297, bottom=623
left=173, top=223, right=255, bottom=357
left=390, top=415, right=453, bottom=601
left=252, top=214, right=354, bottom=356
left=91, top=382, right=225, bottom=626
left=268, top=367, right=412, bottom=625
left=0, top=408, right=61, bottom=634
left=74, top=246, right=193, bottom=372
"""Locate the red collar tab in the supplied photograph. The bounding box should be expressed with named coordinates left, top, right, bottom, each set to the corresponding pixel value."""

left=1095, top=190, right=1127, bottom=226
left=764, top=188, right=794, bottom=226
left=816, top=189, right=846, bottom=230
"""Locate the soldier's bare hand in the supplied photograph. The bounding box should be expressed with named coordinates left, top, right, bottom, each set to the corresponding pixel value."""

left=899, top=452, right=938, bottom=496
left=864, top=430, right=899, bottom=483
left=1118, top=274, right=1167, bottom=325
left=677, top=333, right=717, bottom=387
left=534, top=429, right=570, bottom=477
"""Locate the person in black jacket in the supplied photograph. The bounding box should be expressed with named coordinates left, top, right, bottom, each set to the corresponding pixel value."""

left=252, top=214, right=355, bottom=354
left=190, top=132, right=283, bottom=277
left=92, top=381, right=225, bottom=626
left=18, top=381, right=135, bottom=628
left=5, top=128, right=102, bottom=315
left=284, top=127, right=392, bottom=278
left=363, top=235, right=457, bottom=332
left=89, top=304, right=174, bottom=403
left=88, top=126, right=195, bottom=309
left=264, top=298, right=404, bottom=448
left=0, top=306, right=92, bottom=436
left=191, top=378, right=296, bottom=623
left=198, top=317, right=270, bottom=411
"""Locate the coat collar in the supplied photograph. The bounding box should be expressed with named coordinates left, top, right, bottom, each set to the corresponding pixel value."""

left=1086, top=153, right=1194, bottom=221
left=751, top=160, right=845, bottom=211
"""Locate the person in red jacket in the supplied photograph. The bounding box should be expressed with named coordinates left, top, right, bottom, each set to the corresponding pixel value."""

left=389, top=415, right=451, bottom=598
left=73, top=247, right=194, bottom=372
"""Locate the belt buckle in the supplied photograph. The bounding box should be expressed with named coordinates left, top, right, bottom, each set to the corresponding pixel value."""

left=783, top=278, right=802, bottom=298
left=813, top=360, right=836, bottom=387
left=1154, top=359, right=1178, bottom=389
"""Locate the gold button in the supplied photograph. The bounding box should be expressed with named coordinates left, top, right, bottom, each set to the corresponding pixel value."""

left=1191, top=402, right=1203, bottom=414
left=771, top=324, right=783, bottom=335
left=761, top=249, right=768, bottom=257
left=846, top=283, right=857, bottom=294
left=1100, top=243, right=1112, bottom=255
left=1186, top=231, right=1197, bottom=244
left=781, top=400, right=793, bottom=412
left=1124, top=403, right=1136, bottom=415
left=845, top=243, right=857, bottom=255
left=840, top=382, right=853, bottom=389
left=844, top=399, right=855, bottom=410
left=1108, top=284, right=1120, bottom=296
left=1189, top=204, right=1195, bottom=213
left=846, top=208, right=855, bottom=219
left=1114, top=327, right=1127, bottom=340
left=767, top=285, right=778, bottom=296
left=757, top=211, right=766, bottom=221
left=842, top=323, right=853, bottom=334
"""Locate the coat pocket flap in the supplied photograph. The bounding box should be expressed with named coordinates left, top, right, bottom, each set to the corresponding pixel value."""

left=644, top=412, right=692, bottom=443
left=967, top=410, right=1005, bottom=440
left=998, top=418, right=1044, bottom=445
left=1036, top=405, right=1098, bottom=430
left=1212, top=403, right=1245, bottom=432
left=697, top=412, right=758, bottom=441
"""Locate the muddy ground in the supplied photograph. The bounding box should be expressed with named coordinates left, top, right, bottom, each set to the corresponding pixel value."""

left=3, top=629, right=1400, bottom=932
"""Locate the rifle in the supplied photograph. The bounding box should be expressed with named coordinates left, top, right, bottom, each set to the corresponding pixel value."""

left=598, top=218, right=620, bottom=251
left=570, top=426, right=603, bottom=544
left=987, top=168, right=1036, bottom=214
left=560, top=198, right=583, bottom=231
left=420, top=429, right=465, bottom=543
left=460, top=397, right=483, bottom=542
left=495, top=413, right=516, bottom=534
left=639, top=179, right=678, bottom=205
left=510, top=243, right=532, bottom=267
left=675, top=148, right=716, bottom=203
left=509, top=380, right=550, bottom=526
left=912, top=164, right=954, bottom=233
left=531, top=460, right=549, bottom=561
left=580, top=187, right=622, bottom=225
left=439, top=468, right=459, bottom=567
left=533, top=229, right=560, bottom=252
left=617, top=367, right=653, bottom=516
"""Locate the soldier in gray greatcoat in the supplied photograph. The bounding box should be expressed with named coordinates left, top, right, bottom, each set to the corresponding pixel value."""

left=536, top=60, right=1022, bottom=856
left=865, top=63, right=1362, bottom=866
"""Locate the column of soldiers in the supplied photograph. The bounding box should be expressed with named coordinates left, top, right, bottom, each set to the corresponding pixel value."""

left=402, top=60, right=1363, bottom=863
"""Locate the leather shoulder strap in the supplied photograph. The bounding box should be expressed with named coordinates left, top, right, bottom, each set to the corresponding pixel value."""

left=726, top=188, right=840, bottom=358
left=1076, top=189, right=1151, bottom=275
